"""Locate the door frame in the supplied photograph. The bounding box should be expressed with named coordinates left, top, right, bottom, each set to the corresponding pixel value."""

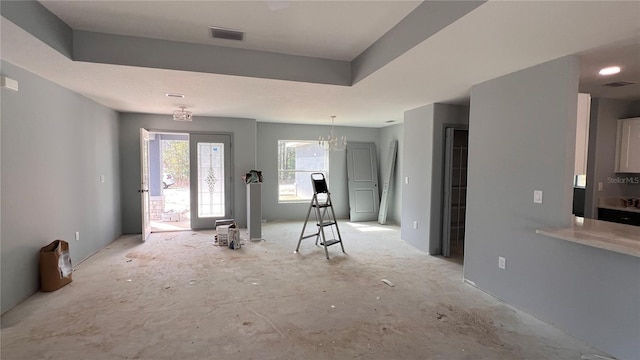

left=140, top=130, right=234, bottom=233
left=189, top=132, right=234, bottom=229
left=140, top=128, right=151, bottom=241
left=378, top=140, right=398, bottom=225
left=148, top=131, right=191, bottom=232
left=441, top=125, right=469, bottom=257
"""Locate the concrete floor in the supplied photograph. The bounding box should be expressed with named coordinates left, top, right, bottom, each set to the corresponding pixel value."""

left=1, top=221, right=607, bottom=359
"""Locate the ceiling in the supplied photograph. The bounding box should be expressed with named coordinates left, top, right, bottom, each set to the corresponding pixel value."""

left=1, top=1, right=639, bottom=127
left=39, top=0, right=422, bottom=62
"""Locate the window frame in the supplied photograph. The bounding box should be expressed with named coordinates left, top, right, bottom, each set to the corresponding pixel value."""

left=277, top=140, right=329, bottom=203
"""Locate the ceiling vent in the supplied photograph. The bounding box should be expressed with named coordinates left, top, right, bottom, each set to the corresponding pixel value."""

left=209, top=27, right=244, bottom=41
left=603, top=81, right=635, bottom=88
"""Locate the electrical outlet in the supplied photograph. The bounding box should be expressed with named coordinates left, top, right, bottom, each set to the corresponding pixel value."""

left=598, top=182, right=603, bottom=191
left=405, top=177, right=409, bottom=184
left=498, top=256, right=506, bottom=270
left=100, top=175, right=105, bottom=183
left=533, top=190, right=543, bottom=204
left=413, top=221, right=418, bottom=229
left=75, top=232, right=80, bottom=241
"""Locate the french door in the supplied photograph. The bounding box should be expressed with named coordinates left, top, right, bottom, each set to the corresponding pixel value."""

left=140, top=128, right=151, bottom=241
left=189, top=133, right=233, bottom=229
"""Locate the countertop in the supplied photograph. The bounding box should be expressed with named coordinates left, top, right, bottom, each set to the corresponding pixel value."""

left=597, top=205, right=640, bottom=214
left=536, top=217, right=640, bottom=258
left=598, top=197, right=640, bottom=213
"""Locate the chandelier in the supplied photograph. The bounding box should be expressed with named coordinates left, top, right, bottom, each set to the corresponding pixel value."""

left=173, top=106, right=193, bottom=122
left=319, top=115, right=347, bottom=151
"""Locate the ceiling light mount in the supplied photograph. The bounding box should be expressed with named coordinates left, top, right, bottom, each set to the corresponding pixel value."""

left=599, top=66, right=621, bottom=76
left=319, top=115, right=346, bottom=152
left=173, top=106, right=193, bottom=122
left=165, top=92, right=185, bottom=98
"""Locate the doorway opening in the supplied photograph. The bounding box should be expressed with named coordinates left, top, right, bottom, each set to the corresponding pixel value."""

left=141, top=130, right=234, bottom=234
left=149, top=132, right=191, bottom=232
left=442, top=128, right=469, bottom=260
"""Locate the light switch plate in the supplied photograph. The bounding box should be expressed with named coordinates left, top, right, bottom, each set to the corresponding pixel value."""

left=534, top=190, right=543, bottom=204
left=498, top=256, right=506, bottom=270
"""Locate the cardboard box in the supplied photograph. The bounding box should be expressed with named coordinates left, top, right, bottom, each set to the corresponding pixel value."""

left=39, top=240, right=73, bottom=292
left=216, top=224, right=231, bottom=246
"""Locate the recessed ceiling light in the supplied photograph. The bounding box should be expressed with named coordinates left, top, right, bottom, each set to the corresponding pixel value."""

left=165, top=92, right=185, bottom=98
left=599, top=66, right=621, bottom=76
left=385, top=120, right=396, bottom=123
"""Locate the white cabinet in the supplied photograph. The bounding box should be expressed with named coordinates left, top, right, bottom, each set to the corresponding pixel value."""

left=615, top=117, right=640, bottom=173
left=574, top=93, right=590, bottom=176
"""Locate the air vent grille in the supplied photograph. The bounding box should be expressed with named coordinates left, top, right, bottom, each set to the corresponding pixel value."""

left=209, top=27, right=244, bottom=41
left=603, top=81, right=635, bottom=88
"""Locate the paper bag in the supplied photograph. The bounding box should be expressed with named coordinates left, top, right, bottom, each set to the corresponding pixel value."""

left=39, top=240, right=73, bottom=292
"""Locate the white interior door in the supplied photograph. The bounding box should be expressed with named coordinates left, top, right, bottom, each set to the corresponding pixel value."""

left=189, top=134, right=233, bottom=229
left=140, top=128, right=151, bottom=241
left=346, top=142, right=379, bottom=222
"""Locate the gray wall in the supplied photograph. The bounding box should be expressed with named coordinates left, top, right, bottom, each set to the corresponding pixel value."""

left=256, top=122, right=379, bottom=221
left=1, top=61, right=121, bottom=314
left=464, top=56, right=640, bottom=360
left=74, top=31, right=350, bottom=86
left=0, top=0, right=73, bottom=59
left=585, top=98, right=640, bottom=218
left=378, top=123, right=404, bottom=224
left=401, top=104, right=468, bottom=253
left=119, top=113, right=256, bottom=232
left=401, top=105, right=434, bottom=252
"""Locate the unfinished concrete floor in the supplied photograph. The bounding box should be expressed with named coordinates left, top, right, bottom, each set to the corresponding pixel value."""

left=1, top=221, right=607, bottom=359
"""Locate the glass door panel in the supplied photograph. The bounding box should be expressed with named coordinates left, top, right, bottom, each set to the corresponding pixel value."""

left=197, top=142, right=225, bottom=218
left=190, top=134, right=232, bottom=229
left=140, top=128, right=151, bottom=240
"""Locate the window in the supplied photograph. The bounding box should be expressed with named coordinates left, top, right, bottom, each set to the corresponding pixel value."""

left=278, top=140, right=328, bottom=202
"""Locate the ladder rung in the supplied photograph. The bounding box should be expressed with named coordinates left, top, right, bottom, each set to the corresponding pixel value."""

left=320, top=239, right=341, bottom=247
left=317, top=222, right=336, bottom=227
left=301, top=233, right=318, bottom=240
left=312, top=204, right=331, bottom=208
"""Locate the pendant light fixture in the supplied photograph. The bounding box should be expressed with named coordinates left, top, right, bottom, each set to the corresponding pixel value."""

left=318, top=115, right=346, bottom=151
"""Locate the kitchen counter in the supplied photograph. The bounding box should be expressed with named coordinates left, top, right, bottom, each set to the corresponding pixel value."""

left=597, top=205, right=640, bottom=214
left=536, top=217, right=640, bottom=258
left=598, top=196, right=640, bottom=213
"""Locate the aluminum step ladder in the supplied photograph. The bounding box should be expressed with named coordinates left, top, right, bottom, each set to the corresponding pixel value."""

left=296, top=173, right=345, bottom=259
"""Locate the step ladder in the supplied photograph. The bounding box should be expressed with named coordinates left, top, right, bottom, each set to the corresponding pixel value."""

left=296, top=173, right=345, bottom=259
